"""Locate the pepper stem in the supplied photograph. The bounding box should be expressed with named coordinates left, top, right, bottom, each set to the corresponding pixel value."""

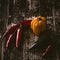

left=38, top=18, right=42, bottom=21
left=20, top=24, right=22, bottom=29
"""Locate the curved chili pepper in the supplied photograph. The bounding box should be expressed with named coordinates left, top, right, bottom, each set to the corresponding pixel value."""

left=41, top=43, right=52, bottom=58
left=21, top=20, right=32, bottom=26
left=16, top=28, right=22, bottom=48
left=2, top=20, right=31, bottom=39
left=6, top=34, right=14, bottom=48
left=2, top=20, right=31, bottom=48
left=2, top=23, right=20, bottom=39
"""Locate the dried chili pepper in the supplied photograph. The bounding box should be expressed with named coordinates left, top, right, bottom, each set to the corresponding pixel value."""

left=2, top=23, right=20, bottom=39
left=6, top=34, right=14, bottom=48
left=16, top=28, right=22, bottom=48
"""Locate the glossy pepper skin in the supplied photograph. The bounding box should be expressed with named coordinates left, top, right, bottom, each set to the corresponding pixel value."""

left=21, top=20, right=31, bottom=26
left=6, top=34, right=14, bottom=48
left=2, top=23, right=20, bottom=39
left=31, top=16, right=46, bottom=35
left=16, top=28, right=22, bottom=48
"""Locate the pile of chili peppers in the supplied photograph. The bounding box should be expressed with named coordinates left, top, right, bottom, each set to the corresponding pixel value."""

left=2, top=20, right=32, bottom=48
left=2, top=20, right=53, bottom=58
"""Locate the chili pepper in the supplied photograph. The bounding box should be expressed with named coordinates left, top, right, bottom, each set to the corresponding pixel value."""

left=2, top=20, right=32, bottom=39
left=41, top=43, right=52, bottom=58
left=21, top=20, right=32, bottom=26
left=6, top=34, right=14, bottom=48
left=2, top=20, right=31, bottom=39
left=2, top=23, right=20, bottom=39
left=16, top=28, right=22, bottom=48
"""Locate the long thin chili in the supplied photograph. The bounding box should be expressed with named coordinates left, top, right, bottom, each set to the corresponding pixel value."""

left=2, top=24, right=20, bottom=39
left=6, top=34, right=14, bottom=48
left=16, top=28, right=22, bottom=48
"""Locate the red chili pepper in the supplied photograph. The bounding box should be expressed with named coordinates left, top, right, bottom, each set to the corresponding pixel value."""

left=41, top=43, right=52, bottom=58
left=6, top=34, right=14, bottom=48
left=16, top=28, right=22, bottom=48
left=2, top=23, right=20, bottom=39
left=2, top=20, right=32, bottom=39
left=21, top=20, right=32, bottom=26
left=2, top=20, right=31, bottom=39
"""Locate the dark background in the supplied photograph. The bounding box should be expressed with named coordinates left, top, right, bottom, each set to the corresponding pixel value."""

left=0, top=0, right=60, bottom=60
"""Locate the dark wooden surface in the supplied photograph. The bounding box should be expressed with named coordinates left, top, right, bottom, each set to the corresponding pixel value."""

left=0, top=0, right=60, bottom=60
left=2, top=26, right=60, bottom=60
